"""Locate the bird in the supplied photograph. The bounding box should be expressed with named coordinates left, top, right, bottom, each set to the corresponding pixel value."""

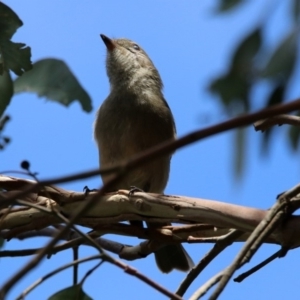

left=94, top=34, right=194, bottom=273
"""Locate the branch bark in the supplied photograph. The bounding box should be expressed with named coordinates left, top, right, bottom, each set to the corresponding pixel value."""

left=1, top=175, right=300, bottom=250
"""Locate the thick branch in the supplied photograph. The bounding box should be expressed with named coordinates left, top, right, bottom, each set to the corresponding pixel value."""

left=1, top=176, right=300, bottom=250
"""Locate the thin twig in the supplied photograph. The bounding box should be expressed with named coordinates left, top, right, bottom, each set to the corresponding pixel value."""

left=190, top=271, right=223, bottom=300
left=208, top=199, right=288, bottom=300
left=1, top=208, right=182, bottom=300
left=72, top=246, right=79, bottom=285
left=234, top=250, right=281, bottom=282
left=176, top=230, right=243, bottom=297
left=79, top=261, right=104, bottom=286
left=108, top=257, right=183, bottom=300
left=240, top=210, right=285, bottom=265
left=277, top=183, right=300, bottom=208
left=0, top=196, right=107, bottom=297
left=254, top=114, right=300, bottom=131
left=16, top=255, right=103, bottom=300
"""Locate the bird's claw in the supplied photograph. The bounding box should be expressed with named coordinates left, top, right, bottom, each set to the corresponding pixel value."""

left=129, top=186, right=144, bottom=196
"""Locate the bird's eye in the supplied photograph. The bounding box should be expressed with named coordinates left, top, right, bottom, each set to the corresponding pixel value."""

left=132, top=44, right=140, bottom=50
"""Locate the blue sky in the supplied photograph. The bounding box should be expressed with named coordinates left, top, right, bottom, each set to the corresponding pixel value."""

left=1, top=1, right=300, bottom=299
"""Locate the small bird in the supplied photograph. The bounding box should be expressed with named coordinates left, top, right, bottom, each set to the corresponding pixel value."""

left=94, top=34, right=193, bottom=273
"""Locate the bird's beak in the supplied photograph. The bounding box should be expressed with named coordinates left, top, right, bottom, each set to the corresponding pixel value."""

left=100, top=34, right=116, bottom=51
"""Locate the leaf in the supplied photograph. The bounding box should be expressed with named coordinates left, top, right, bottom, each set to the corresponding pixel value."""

left=14, top=59, right=93, bottom=112
left=234, top=127, right=246, bottom=177
left=0, top=114, right=11, bottom=150
left=48, top=285, right=93, bottom=300
left=292, top=0, right=300, bottom=22
left=0, top=2, right=23, bottom=39
left=261, top=83, right=286, bottom=153
left=209, top=71, right=250, bottom=113
left=0, top=3, right=32, bottom=76
left=262, top=31, right=298, bottom=81
left=0, top=115, right=10, bottom=131
left=0, top=41, right=32, bottom=76
left=288, top=125, right=300, bottom=150
left=215, top=0, right=244, bottom=12
left=209, top=28, right=261, bottom=113
left=232, top=28, right=262, bottom=74
left=0, top=71, right=13, bottom=117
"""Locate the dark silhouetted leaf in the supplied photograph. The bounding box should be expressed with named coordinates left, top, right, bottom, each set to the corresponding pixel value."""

left=210, top=28, right=261, bottom=115
left=261, top=83, right=286, bottom=153
left=262, top=31, right=298, bottom=81
left=0, top=114, right=10, bottom=151
left=0, top=3, right=32, bottom=76
left=0, top=2, right=23, bottom=39
left=0, top=41, right=32, bottom=76
left=14, top=59, right=93, bottom=112
left=232, top=28, right=262, bottom=74
left=216, top=0, right=244, bottom=12
left=0, top=71, right=13, bottom=117
left=292, top=0, right=300, bottom=21
left=234, top=127, right=246, bottom=177
left=48, top=285, right=92, bottom=300
left=3, top=136, right=10, bottom=144
left=288, top=124, right=300, bottom=150
left=209, top=71, right=250, bottom=114
left=0, top=115, right=10, bottom=131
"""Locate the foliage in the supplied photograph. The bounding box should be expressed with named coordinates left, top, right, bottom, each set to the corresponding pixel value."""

left=0, top=2, right=92, bottom=150
left=210, top=0, right=300, bottom=174
left=14, top=59, right=92, bottom=112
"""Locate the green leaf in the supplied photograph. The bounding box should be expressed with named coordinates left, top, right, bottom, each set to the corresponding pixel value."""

left=215, top=0, right=244, bottom=12
left=262, top=31, right=298, bottom=81
left=48, top=285, right=93, bottom=300
left=0, top=41, right=32, bottom=76
left=0, top=3, right=32, bottom=76
left=0, top=71, right=13, bottom=117
left=232, top=28, right=262, bottom=74
left=14, top=59, right=93, bottom=112
left=0, top=2, right=23, bottom=39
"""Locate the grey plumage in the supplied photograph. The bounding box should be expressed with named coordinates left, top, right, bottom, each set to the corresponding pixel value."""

left=94, top=34, right=193, bottom=273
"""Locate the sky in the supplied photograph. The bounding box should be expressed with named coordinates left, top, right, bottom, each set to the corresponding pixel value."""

left=1, top=1, right=300, bottom=299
